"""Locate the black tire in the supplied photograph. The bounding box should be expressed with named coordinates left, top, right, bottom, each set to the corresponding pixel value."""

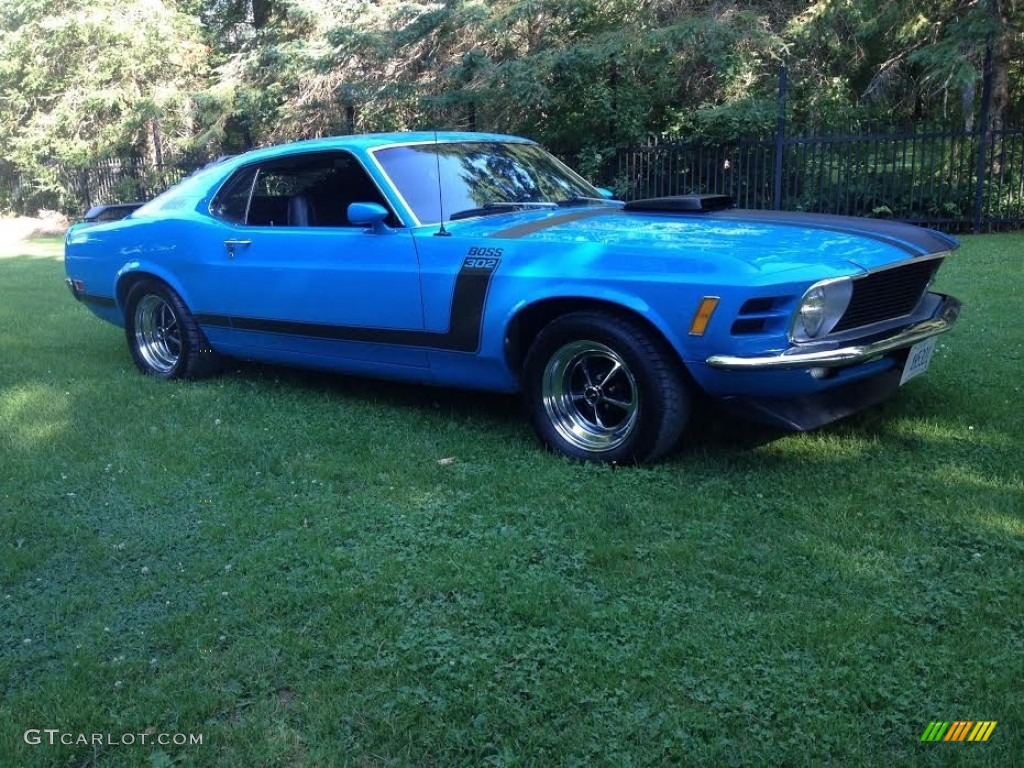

left=522, top=311, right=690, bottom=464
left=124, top=279, right=221, bottom=379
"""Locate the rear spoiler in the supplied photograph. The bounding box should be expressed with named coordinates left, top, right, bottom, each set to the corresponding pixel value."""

left=83, top=202, right=145, bottom=223
left=624, top=195, right=734, bottom=213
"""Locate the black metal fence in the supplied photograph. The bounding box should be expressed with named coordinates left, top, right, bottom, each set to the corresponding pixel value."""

left=0, top=158, right=200, bottom=217
left=3, top=127, right=1023, bottom=232
left=614, top=126, right=1024, bottom=232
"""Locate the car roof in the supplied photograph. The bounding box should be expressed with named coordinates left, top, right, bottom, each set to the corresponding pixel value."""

left=231, top=131, right=537, bottom=165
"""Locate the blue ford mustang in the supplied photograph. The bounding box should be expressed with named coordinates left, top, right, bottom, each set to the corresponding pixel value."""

left=64, top=131, right=961, bottom=463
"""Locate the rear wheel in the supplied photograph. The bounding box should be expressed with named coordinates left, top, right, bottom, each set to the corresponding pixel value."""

left=124, top=279, right=220, bottom=379
left=522, top=311, right=690, bottom=463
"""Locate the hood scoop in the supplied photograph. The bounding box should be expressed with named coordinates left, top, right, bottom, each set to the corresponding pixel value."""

left=624, top=194, right=734, bottom=213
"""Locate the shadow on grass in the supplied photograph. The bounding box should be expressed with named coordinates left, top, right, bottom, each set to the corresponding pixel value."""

left=225, top=359, right=526, bottom=429
left=223, top=358, right=854, bottom=461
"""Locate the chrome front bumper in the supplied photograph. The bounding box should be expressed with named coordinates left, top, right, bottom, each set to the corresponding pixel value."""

left=706, top=294, right=961, bottom=371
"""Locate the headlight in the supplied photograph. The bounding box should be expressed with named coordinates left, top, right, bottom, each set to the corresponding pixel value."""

left=791, top=278, right=853, bottom=341
left=798, top=286, right=827, bottom=337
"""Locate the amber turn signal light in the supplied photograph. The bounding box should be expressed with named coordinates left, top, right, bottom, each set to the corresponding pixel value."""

left=688, top=297, right=720, bottom=336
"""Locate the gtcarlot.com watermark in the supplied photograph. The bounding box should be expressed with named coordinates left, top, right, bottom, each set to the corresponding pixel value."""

left=24, top=729, right=203, bottom=747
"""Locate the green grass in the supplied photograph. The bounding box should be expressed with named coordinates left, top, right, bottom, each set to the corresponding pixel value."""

left=1, top=234, right=1021, bottom=767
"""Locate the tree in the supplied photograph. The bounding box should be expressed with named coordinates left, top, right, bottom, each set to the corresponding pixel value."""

left=790, top=0, right=1023, bottom=131
left=0, top=0, right=207, bottom=187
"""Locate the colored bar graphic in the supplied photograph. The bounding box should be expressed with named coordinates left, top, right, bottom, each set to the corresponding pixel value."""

left=950, top=721, right=972, bottom=741
left=922, top=720, right=997, bottom=743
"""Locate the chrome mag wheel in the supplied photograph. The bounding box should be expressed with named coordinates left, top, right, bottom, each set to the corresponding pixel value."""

left=133, top=294, right=182, bottom=375
left=541, top=340, right=640, bottom=453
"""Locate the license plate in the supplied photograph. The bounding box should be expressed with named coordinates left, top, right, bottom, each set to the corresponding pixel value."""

left=900, top=337, right=937, bottom=385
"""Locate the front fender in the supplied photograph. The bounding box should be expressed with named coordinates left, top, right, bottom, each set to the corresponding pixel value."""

left=497, top=281, right=697, bottom=372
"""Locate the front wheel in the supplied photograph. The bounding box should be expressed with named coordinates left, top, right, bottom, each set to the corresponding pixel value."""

left=522, top=311, right=690, bottom=464
left=124, top=279, right=220, bottom=379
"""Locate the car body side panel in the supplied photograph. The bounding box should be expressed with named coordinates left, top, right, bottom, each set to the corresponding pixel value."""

left=66, top=219, right=214, bottom=324
left=196, top=223, right=429, bottom=367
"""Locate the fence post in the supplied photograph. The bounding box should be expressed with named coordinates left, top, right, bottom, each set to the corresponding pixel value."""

left=81, top=168, right=92, bottom=213
left=973, top=45, right=993, bottom=234
left=773, top=67, right=787, bottom=211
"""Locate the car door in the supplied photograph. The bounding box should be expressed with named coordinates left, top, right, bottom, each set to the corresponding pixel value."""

left=207, top=150, right=428, bottom=368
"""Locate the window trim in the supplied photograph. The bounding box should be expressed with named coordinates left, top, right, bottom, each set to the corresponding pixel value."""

left=242, top=167, right=260, bottom=226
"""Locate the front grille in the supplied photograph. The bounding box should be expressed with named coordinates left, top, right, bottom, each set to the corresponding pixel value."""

left=732, top=318, right=767, bottom=334
left=832, top=258, right=942, bottom=333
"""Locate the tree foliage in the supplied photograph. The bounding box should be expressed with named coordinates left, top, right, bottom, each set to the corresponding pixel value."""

left=0, top=0, right=207, bottom=170
left=1, top=0, right=1021, bottom=187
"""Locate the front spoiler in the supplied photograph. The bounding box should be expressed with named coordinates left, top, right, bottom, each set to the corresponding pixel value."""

left=706, top=294, right=961, bottom=371
left=719, top=369, right=906, bottom=431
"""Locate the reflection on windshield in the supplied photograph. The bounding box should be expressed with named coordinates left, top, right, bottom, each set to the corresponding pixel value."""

left=373, top=142, right=600, bottom=224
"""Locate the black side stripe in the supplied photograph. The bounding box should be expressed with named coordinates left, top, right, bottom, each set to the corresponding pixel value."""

left=195, top=259, right=498, bottom=353
left=488, top=209, right=612, bottom=240
left=81, top=293, right=117, bottom=308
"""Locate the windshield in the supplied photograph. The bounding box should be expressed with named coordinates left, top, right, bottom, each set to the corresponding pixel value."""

left=372, top=141, right=602, bottom=225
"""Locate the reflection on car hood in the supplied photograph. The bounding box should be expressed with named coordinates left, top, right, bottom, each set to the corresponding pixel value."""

left=443, top=206, right=957, bottom=275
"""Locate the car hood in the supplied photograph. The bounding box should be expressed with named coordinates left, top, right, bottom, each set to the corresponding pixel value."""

left=442, top=206, right=958, bottom=276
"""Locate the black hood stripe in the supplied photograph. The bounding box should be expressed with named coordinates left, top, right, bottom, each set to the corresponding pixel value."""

left=486, top=203, right=956, bottom=256
left=195, top=258, right=497, bottom=353
left=488, top=208, right=611, bottom=240
left=709, top=210, right=957, bottom=256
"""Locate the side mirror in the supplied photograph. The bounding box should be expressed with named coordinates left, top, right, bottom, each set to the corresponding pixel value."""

left=595, top=187, right=615, bottom=200
left=348, top=202, right=394, bottom=234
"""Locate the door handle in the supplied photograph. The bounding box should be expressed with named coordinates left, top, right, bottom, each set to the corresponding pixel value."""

left=224, top=239, right=252, bottom=258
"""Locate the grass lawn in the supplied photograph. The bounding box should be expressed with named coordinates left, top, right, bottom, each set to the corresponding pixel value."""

left=1, top=234, right=1021, bottom=767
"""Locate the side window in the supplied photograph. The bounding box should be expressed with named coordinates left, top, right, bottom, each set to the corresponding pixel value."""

left=211, top=152, right=397, bottom=228
left=210, top=167, right=258, bottom=224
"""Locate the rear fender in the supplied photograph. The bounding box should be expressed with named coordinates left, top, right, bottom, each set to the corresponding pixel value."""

left=114, top=261, right=197, bottom=315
